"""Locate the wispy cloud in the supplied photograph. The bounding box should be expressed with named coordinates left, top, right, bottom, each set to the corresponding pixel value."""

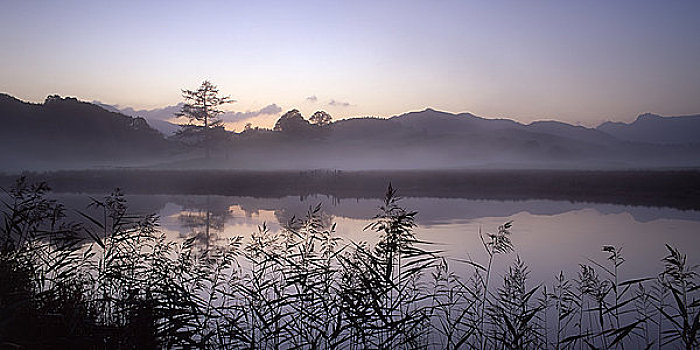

left=96, top=101, right=184, bottom=121
left=328, top=99, right=351, bottom=107
left=306, top=95, right=318, bottom=103
left=98, top=101, right=283, bottom=129
left=222, top=104, right=283, bottom=122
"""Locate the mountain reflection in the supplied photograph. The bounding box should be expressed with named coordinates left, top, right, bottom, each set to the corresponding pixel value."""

left=9, top=190, right=698, bottom=291
left=43, top=193, right=700, bottom=236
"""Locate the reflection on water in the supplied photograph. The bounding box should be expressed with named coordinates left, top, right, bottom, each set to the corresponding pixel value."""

left=11, top=188, right=693, bottom=348
left=55, top=192, right=700, bottom=285
left=176, top=196, right=232, bottom=248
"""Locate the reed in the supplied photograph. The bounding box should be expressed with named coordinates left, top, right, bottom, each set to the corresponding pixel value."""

left=1, top=178, right=697, bottom=349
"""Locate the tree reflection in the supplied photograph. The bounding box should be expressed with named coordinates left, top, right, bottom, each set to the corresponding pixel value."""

left=274, top=205, right=335, bottom=231
left=178, top=196, right=232, bottom=248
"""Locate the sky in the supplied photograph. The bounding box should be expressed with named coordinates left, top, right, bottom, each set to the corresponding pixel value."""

left=1, top=0, right=699, bottom=129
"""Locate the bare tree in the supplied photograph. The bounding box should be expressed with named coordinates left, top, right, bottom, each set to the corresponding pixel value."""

left=175, top=80, right=234, bottom=158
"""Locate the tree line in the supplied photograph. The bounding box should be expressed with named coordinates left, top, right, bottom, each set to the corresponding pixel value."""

left=175, top=80, right=333, bottom=159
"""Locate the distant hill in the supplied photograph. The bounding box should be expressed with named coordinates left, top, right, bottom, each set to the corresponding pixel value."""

left=1, top=93, right=699, bottom=171
left=0, top=93, right=169, bottom=169
left=227, top=108, right=700, bottom=170
left=597, top=113, right=700, bottom=145
left=94, top=102, right=182, bottom=136
left=145, top=119, right=181, bottom=136
left=100, top=102, right=284, bottom=136
left=327, top=108, right=615, bottom=147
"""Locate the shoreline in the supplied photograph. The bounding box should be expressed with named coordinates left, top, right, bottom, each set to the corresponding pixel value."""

left=1, top=168, right=699, bottom=210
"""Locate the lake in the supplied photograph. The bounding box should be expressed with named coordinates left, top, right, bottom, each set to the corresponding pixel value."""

left=56, top=191, right=700, bottom=287
left=5, top=169, right=699, bottom=348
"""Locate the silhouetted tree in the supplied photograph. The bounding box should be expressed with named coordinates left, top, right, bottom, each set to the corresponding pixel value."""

left=273, top=109, right=312, bottom=134
left=175, top=80, right=234, bottom=158
left=309, top=110, right=332, bottom=126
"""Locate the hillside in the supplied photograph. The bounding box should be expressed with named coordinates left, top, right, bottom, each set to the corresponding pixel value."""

left=93, top=101, right=182, bottom=136
left=598, top=113, right=700, bottom=144
left=0, top=94, right=170, bottom=169
left=226, top=108, right=700, bottom=170
left=1, top=94, right=699, bottom=171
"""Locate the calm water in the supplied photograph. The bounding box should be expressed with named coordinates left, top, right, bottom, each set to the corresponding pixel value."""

left=58, top=192, right=700, bottom=286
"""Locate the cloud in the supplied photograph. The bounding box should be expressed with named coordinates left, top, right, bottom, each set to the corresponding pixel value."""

left=93, top=101, right=185, bottom=121
left=306, top=95, right=318, bottom=103
left=92, top=101, right=120, bottom=113
left=328, top=99, right=351, bottom=107
left=222, top=104, right=283, bottom=122
left=96, top=101, right=282, bottom=127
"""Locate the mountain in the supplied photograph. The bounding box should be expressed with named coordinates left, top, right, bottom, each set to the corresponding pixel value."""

left=527, top=120, right=617, bottom=145
left=142, top=118, right=181, bottom=136
left=0, top=93, right=169, bottom=169
left=597, top=113, right=700, bottom=145
left=119, top=104, right=183, bottom=122
left=226, top=108, right=699, bottom=170
left=94, top=102, right=182, bottom=136
left=100, top=102, right=284, bottom=136
left=1, top=93, right=698, bottom=171
left=386, top=108, right=615, bottom=145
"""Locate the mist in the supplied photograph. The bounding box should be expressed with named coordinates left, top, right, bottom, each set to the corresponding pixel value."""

left=2, top=94, right=700, bottom=174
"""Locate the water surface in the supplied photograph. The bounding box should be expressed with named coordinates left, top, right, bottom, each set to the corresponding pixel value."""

left=61, top=193, right=700, bottom=286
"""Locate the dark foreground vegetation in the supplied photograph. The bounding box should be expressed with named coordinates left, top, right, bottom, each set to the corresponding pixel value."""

left=1, top=178, right=698, bottom=349
left=3, top=168, right=700, bottom=210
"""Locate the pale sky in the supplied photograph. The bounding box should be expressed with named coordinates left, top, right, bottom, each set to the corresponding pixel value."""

left=1, top=0, right=699, bottom=129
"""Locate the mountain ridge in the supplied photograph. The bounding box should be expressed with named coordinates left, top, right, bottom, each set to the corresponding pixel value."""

left=0, top=93, right=169, bottom=169
left=93, top=101, right=182, bottom=136
left=598, top=112, right=700, bottom=144
left=2, top=93, right=699, bottom=170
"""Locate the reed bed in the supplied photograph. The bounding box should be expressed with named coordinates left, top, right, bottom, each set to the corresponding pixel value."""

left=1, top=177, right=698, bottom=349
